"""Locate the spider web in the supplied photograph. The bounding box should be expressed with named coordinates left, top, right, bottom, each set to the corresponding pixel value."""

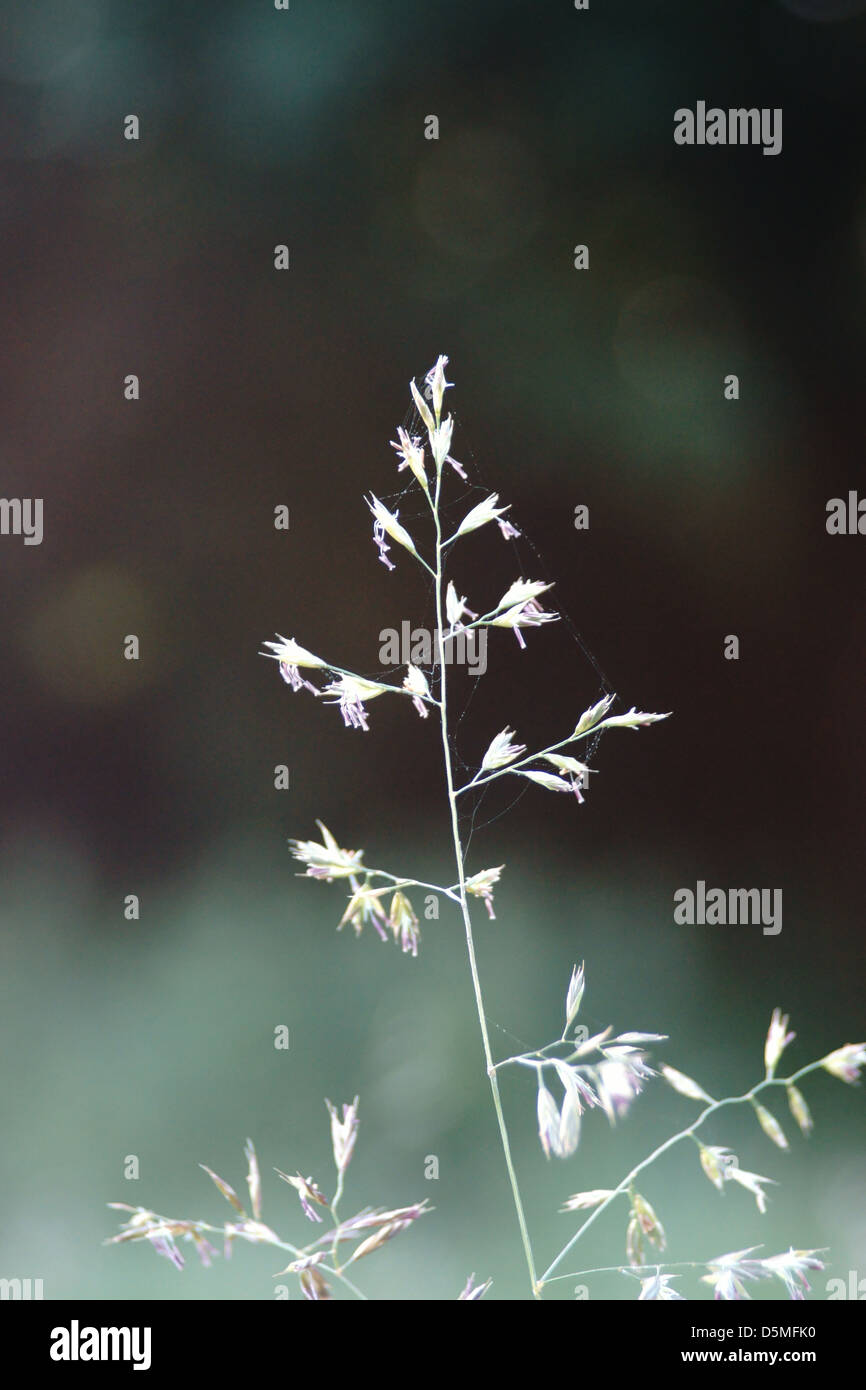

left=368, top=382, right=616, bottom=861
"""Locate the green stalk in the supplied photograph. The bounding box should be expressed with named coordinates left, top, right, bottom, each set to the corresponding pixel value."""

left=429, top=452, right=540, bottom=1298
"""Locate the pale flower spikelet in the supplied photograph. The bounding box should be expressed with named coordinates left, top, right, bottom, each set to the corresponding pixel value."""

left=403, top=663, right=432, bottom=718
left=481, top=727, right=527, bottom=771
left=290, top=822, right=365, bottom=881
left=261, top=634, right=327, bottom=693
left=764, top=1008, right=796, bottom=1074
left=365, top=493, right=419, bottom=568
left=445, top=580, right=477, bottom=630
left=390, top=426, right=428, bottom=491
left=321, top=674, right=391, bottom=732
left=465, top=865, right=504, bottom=919
left=454, top=493, right=520, bottom=541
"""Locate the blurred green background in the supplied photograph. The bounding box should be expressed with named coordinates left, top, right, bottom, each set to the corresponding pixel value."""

left=1, top=0, right=864, bottom=1300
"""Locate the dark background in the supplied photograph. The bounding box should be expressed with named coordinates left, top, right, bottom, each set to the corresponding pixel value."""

left=0, top=0, right=864, bottom=1300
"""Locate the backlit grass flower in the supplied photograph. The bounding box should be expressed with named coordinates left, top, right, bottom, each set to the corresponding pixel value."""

left=458, top=1273, right=492, bottom=1300
left=726, top=1165, right=776, bottom=1213
left=445, top=581, right=478, bottom=630
left=454, top=493, right=520, bottom=541
left=492, top=578, right=553, bottom=611
left=595, top=707, right=671, bottom=731
left=365, top=494, right=419, bottom=570
left=342, top=1202, right=432, bottom=1264
left=338, top=880, right=389, bottom=940
left=565, top=963, right=585, bottom=1030
left=325, top=1097, right=360, bottom=1178
left=764, top=1008, right=795, bottom=1074
left=638, top=1273, right=684, bottom=1300
left=425, top=354, right=452, bottom=418
left=387, top=890, right=420, bottom=957
left=289, top=822, right=366, bottom=880
left=260, top=634, right=327, bottom=693
left=410, top=375, right=435, bottom=432
left=661, top=1064, right=713, bottom=1104
left=372, top=517, right=395, bottom=569
left=244, top=1139, right=262, bottom=1220
left=481, top=727, right=526, bottom=770
left=489, top=579, right=559, bottom=648
left=631, top=1192, right=666, bottom=1252
left=465, top=865, right=504, bottom=919
left=299, top=1266, right=331, bottom=1300
left=761, top=1249, right=825, bottom=1300
left=573, top=693, right=616, bottom=737
left=702, top=1248, right=766, bottom=1301
left=430, top=415, right=454, bottom=470
left=519, top=756, right=594, bottom=802
left=820, top=1042, right=866, bottom=1084
left=544, top=754, right=594, bottom=802
left=560, top=1188, right=616, bottom=1213
left=275, top=1171, right=329, bottom=1224
left=551, top=1062, right=585, bottom=1157
left=106, top=1207, right=222, bottom=1271
left=698, top=1144, right=737, bottom=1190
left=787, top=1084, right=813, bottom=1136
left=518, top=769, right=574, bottom=793
left=321, top=674, right=391, bottom=731
left=752, top=1101, right=788, bottom=1150
left=390, top=427, right=428, bottom=490
left=595, top=1053, right=654, bottom=1123
left=403, top=663, right=432, bottom=718
left=537, top=1081, right=561, bottom=1159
